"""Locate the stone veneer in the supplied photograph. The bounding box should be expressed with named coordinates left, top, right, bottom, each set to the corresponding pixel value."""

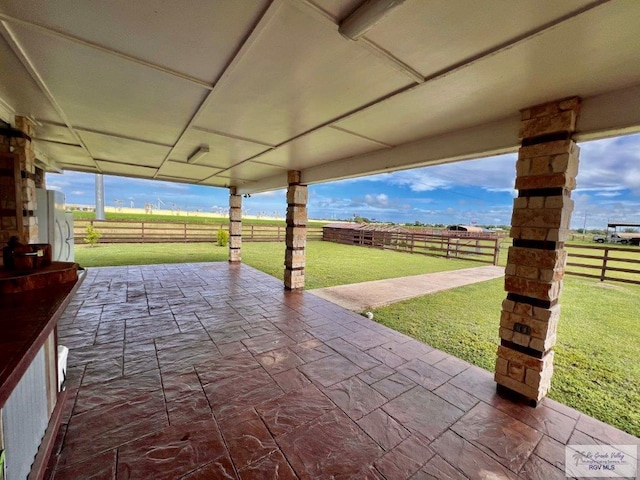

left=284, top=171, right=307, bottom=290
left=0, top=116, right=39, bottom=244
left=228, top=187, right=242, bottom=263
left=495, top=97, right=580, bottom=404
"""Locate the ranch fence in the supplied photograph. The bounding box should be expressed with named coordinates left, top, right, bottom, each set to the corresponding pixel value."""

left=322, top=226, right=503, bottom=265
left=74, top=221, right=640, bottom=284
left=74, top=220, right=323, bottom=244
left=565, top=244, right=640, bottom=285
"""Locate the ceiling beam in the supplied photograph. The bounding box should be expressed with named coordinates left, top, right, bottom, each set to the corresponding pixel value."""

left=224, top=0, right=612, bottom=189
left=356, top=37, right=424, bottom=84
left=328, top=125, right=393, bottom=148
left=0, top=96, right=14, bottom=125
left=338, top=0, right=408, bottom=40
left=191, top=126, right=275, bottom=148
left=0, top=20, right=102, bottom=172
left=238, top=81, right=640, bottom=195
left=153, top=0, right=283, bottom=179
left=236, top=116, right=520, bottom=194
left=33, top=148, right=62, bottom=173
left=574, top=83, right=640, bottom=141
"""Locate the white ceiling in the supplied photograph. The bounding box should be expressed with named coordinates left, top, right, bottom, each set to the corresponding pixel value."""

left=1, top=0, right=639, bottom=194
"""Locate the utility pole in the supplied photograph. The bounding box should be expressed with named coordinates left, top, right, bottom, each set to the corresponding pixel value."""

left=95, top=174, right=105, bottom=220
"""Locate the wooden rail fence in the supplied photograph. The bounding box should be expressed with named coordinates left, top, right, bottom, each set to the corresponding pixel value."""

left=322, top=228, right=503, bottom=265
left=74, top=220, right=323, bottom=243
left=566, top=244, right=640, bottom=285
left=74, top=221, right=640, bottom=284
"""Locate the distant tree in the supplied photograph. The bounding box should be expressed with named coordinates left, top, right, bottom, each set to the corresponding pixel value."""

left=623, top=227, right=639, bottom=233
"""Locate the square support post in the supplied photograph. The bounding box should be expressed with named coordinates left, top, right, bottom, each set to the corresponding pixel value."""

left=495, top=97, right=581, bottom=405
left=229, top=187, right=242, bottom=263
left=0, top=116, right=38, bottom=244
left=284, top=171, right=307, bottom=290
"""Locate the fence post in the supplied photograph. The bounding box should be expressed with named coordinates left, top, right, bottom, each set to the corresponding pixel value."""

left=446, top=237, right=451, bottom=259
left=184, top=223, right=187, bottom=242
left=142, top=222, right=145, bottom=241
left=600, top=247, right=609, bottom=281
left=493, top=238, right=499, bottom=265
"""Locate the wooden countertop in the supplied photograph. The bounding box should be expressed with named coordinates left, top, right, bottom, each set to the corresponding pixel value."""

left=0, top=269, right=85, bottom=407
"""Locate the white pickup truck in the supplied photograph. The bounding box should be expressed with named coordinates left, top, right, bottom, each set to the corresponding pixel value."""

left=593, top=233, right=626, bottom=244
left=592, top=233, right=638, bottom=245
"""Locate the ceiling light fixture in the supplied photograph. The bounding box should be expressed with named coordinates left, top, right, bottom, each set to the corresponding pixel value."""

left=339, top=0, right=407, bottom=40
left=187, top=146, right=209, bottom=164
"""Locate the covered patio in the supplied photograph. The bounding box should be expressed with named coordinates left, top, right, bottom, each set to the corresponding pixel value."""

left=46, top=262, right=637, bottom=479
left=2, top=0, right=640, bottom=477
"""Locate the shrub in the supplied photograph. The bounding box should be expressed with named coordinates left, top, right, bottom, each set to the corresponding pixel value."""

left=84, top=224, right=101, bottom=247
left=217, top=228, right=229, bottom=247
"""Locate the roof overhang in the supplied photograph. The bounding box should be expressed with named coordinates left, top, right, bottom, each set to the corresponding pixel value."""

left=0, top=0, right=639, bottom=193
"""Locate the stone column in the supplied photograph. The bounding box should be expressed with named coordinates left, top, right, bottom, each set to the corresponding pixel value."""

left=495, top=97, right=580, bottom=405
left=35, top=166, right=46, bottom=189
left=0, top=116, right=39, bottom=244
left=15, top=117, right=39, bottom=243
left=284, top=171, right=307, bottom=290
left=229, top=187, right=242, bottom=263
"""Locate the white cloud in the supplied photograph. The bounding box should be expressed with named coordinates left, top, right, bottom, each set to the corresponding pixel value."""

left=577, top=135, right=640, bottom=191
left=363, top=193, right=390, bottom=208
left=594, top=191, right=622, bottom=197
left=377, top=154, right=518, bottom=194
left=354, top=134, right=640, bottom=198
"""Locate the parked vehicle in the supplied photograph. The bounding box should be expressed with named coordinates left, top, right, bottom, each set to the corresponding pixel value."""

left=592, top=233, right=640, bottom=245
left=592, top=233, right=629, bottom=244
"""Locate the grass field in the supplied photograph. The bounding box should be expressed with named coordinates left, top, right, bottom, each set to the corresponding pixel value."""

left=75, top=241, right=481, bottom=289
left=372, top=276, right=640, bottom=437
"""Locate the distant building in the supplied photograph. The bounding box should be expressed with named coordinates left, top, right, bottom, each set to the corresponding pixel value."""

left=447, top=224, right=484, bottom=233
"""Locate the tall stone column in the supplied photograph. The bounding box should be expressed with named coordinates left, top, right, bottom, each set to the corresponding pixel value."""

left=229, top=187, right=242, bottom=263
left=495, top=97, right=580, bottom=404
left=0, top=116, right=39, bottom=244
left=15, top=117, right=39, bottom=243
left=284, top=171, right=307, bottom=290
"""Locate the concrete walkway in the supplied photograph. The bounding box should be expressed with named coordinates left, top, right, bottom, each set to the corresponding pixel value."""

left=309, top=265, right=504, bottom=312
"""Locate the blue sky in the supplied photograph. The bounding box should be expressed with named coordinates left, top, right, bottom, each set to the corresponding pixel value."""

left=47, top=133, right=640, bottom=229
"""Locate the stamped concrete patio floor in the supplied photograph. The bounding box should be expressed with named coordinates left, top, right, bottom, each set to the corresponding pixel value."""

left=47, top=263, right=639, bottom=479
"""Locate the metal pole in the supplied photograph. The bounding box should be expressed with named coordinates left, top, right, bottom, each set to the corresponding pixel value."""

left=95, top=174, right=105, bottom=220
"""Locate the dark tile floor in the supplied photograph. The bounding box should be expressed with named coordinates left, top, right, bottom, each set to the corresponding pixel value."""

left=46, top=263, right=639, bottom=479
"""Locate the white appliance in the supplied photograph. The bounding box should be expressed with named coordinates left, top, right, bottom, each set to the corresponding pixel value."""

left=57, top=345, right=69, bottom=391
left=35, top=189, right=74, bottom=262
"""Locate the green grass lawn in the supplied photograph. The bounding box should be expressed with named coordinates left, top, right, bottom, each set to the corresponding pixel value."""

left=372, top=276, right=640, bottom=437
left=72, top=210, right=328, bottom=227
left=75, top=241, right=481, bottom=289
